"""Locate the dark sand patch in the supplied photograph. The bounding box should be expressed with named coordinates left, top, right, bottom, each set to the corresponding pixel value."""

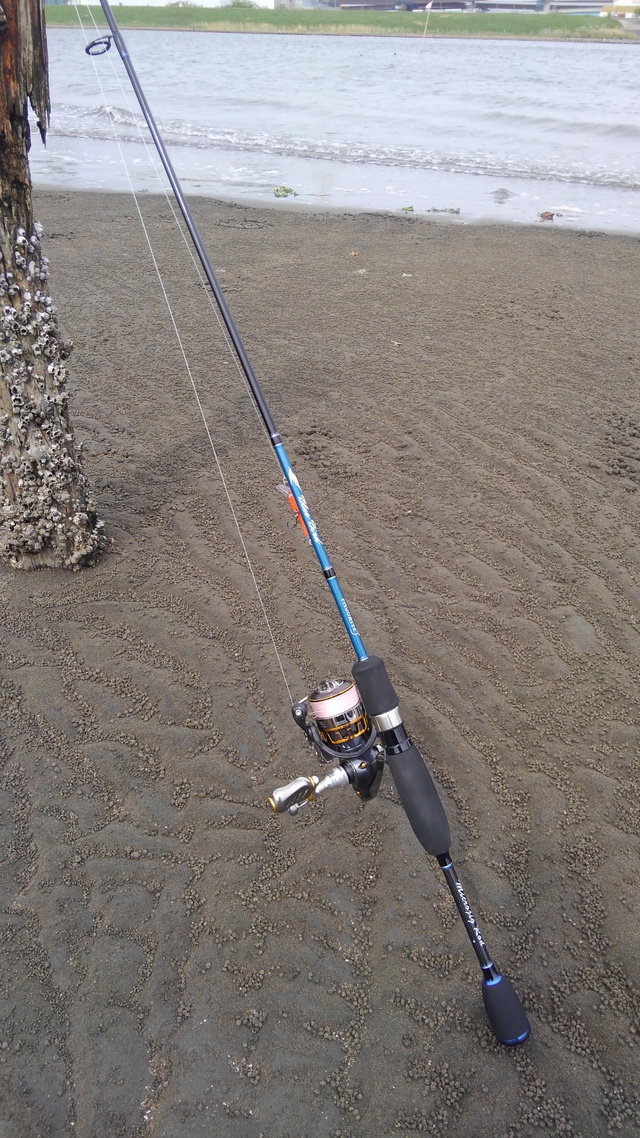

left=0, top=191, right=638, bottom=1137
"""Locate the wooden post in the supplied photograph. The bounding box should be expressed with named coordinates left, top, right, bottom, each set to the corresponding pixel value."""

left=0, top=0, right=104, bottom=569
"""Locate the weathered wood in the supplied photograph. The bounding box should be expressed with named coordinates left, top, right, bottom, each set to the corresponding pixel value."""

left=0, top=0, right=105, bottom=569
left=0, top=0, right=48, bottom=263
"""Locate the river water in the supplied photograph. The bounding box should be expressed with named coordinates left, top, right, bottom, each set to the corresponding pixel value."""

left=31, top=26, right=640, bottom=232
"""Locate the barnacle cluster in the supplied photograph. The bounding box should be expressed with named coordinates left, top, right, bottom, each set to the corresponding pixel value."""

left=0, top=224, right=105, bottom=570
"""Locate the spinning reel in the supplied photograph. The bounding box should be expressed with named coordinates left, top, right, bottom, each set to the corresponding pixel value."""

left=268, top=678, right=384, bottom=814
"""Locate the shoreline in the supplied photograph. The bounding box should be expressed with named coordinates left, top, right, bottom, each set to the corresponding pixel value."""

left=47, top=23, right=640, bottom=44
left=30, top=178, right=640, bottom=239
left=44, top=7, right=640, bottom=43
left=2, top=186, right=638, bottom=1137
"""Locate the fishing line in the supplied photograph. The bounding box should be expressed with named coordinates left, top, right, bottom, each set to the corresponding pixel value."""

left=422, top=0, right=434, bottom=44
left=76, top=4, right=272, bottom=447
left=73, top=4, right=294, bottom=705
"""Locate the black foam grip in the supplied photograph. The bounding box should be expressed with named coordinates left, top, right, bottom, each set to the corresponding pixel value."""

left=352, top=656, right=398, bottom=716
left=482, top=974, right=531, bottom=1046
left=386, top=744, right=451, bottom=856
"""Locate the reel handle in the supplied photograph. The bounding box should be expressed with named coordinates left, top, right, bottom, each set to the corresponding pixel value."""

left=268, top=766, right=350, bottom=815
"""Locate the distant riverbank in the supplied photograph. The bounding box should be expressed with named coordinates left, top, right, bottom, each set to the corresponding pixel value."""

left=44, top=5, right=640, bottom=43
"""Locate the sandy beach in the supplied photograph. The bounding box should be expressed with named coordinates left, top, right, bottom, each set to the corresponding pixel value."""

left=1, top=189, right=639, bottom=1137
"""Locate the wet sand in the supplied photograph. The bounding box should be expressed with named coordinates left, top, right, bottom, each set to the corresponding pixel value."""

left=1, top=190, right=639, bottom=1137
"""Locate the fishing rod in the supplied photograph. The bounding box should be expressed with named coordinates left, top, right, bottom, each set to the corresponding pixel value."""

left=87, top=1, right=531, bottom=1047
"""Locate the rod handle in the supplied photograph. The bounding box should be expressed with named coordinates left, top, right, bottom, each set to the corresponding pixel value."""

left=386, top=744, right=451, bottom=857
left=482, top=974, right=531, bottom=1046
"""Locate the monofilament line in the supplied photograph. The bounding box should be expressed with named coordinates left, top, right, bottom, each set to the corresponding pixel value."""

left=78, top=4, right=271, bottom=447
left=75, top=7, right=294, bottom=705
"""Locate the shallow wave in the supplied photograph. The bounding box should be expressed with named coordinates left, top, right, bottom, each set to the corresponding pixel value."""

left=484, top=108, right=640, bottom=142
left=50, top=105, right=640, bottom=192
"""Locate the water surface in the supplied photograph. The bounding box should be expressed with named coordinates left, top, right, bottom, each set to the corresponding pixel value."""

left=31, top=28, right=640, bottom=231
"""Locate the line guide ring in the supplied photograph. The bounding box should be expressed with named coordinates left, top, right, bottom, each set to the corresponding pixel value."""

left=85, top=35, right=113, bottom=56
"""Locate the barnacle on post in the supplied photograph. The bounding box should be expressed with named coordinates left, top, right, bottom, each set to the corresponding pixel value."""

left=0, top=223, right=106, bottom=570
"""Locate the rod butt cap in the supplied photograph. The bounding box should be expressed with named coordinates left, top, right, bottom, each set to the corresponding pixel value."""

left=482, top=973, right=531, bottom=1046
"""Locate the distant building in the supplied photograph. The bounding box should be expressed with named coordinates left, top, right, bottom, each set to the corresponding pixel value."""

left=474, top=0, right=603, bottom=10
left=600, top=0, right=639, bottom=14
left=70, top=1, right=281, bottom=8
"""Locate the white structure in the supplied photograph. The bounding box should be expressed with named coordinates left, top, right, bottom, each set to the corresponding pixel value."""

left=600, top=0, right=639, bottom=13
left=75, top=1, right=279, bottom=8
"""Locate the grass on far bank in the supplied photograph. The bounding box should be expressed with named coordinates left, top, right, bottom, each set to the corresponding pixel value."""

left=44, top=5, right=638, bottom=42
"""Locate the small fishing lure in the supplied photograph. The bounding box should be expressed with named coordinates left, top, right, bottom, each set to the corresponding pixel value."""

left=277, top=481, right=309, bottom=538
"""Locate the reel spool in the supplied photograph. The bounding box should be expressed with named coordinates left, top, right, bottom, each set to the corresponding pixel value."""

left=307, top=679, right=369, bottom=754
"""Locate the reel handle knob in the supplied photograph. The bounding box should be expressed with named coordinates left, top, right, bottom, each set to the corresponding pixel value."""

left=268, top=775, right=319, bottom=814
left=267, top=766, right=351, bottom=815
